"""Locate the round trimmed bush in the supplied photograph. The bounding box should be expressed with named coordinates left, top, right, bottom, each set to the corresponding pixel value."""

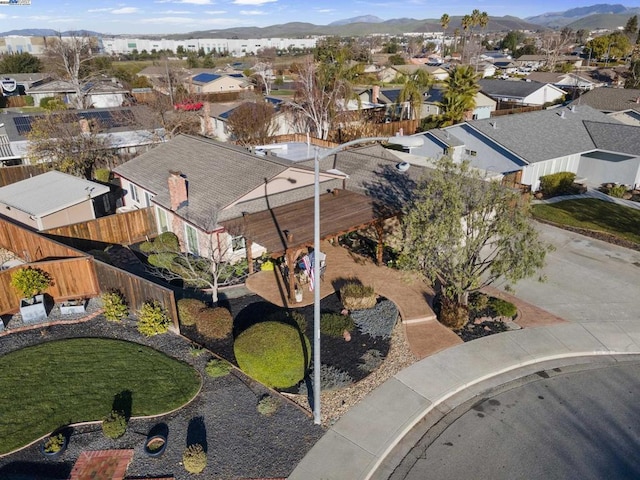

left=102, top=410, right=127, bottom=439
left=183, top=443, right=206, bottom=474
left=137, top=301, right=171, bottom=336
left=196, top=307, right=233, bottom=339
left=340, top=282, right=376, bottom=311
left=234, top=321, right=310, bottom=389
left=488, top=297, right=517, bottom=318
left=177, top=298, right=206, bottom=326
left=101, top=290, right=128, bottom=322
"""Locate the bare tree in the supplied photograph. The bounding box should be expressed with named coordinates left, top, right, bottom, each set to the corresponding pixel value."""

left=43, top=33, right=103, bottom=109
left=141, top=220, right=247, bottom=305
left=251, top=61, right=274, bottom=95
left=26, top=111, right=118, bottom=179
left=287, top=60, right=355, bottom=140
left=540, top=28, right=574, bottom=71
left=227, top=100, right=277, bottom=146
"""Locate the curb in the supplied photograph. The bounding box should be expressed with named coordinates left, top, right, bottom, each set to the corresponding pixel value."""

left=289, top=321, right=640, bottom=480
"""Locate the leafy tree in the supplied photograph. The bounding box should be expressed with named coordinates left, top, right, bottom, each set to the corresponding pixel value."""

left=501, top=31, right=526, bottom=56
left=388, top=54, right=405, bottom=65
left=399, top=157, right=551, bottom=311
left=438, top=65, right=479, bottom=126
left=0, top=52, right=42, bottom=73
left=227, top=100, right=277, bottom=146
left=624, top=15, right=638, bottom=42
left=586, top=32, right=631, bottom=62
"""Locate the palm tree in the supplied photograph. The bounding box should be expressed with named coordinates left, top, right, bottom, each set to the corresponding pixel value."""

left=461, top=15, right=472, bottom=61
left=438, top=65, right=479, bottom=126
left=453, top=28, right=460, bottom=55
left=479, top=11, right=489, bottom=42
left=398, top=68, right=433, bottom=120
left=440, top=13, right=450, bottom=56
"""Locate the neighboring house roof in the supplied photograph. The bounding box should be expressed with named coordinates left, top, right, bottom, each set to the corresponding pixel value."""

left=0, top=170, right=109, bottom=217
left=379, top=89, right=401, bottom=104
left=493, top=61, right=519, bottom=69
left=113, top=135, right=304, bottom=228
left=583, top=121, right=640, bottom=156
left=573, top=87, right=640, bottom=113
left=463, top=104, right=622, bottom=163
left=527, top=72, right=595, bottom=86
left=27, top=79, right=128, bottom=94
left=479, top=79, right=565, bottom=100
left=191, top=72, right=244, bottom=85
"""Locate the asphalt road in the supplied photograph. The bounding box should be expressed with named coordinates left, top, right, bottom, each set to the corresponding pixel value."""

left=390, top=360, right=640, bottom=480
left=497, top=222, right=640, bottom=323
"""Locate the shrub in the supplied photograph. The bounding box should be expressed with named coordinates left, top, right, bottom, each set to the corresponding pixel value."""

left=140, top=232, right=180, bottom=254
left=10, top=267, right=52, bottom=298
left=93, top=168, right=111, bottom=183
left=260, top=259, right=275, bottom=271
left=351, top=299, right=398, bottom=339
left=257, top=394, right=280, bottom=416
left=234, top=321, right=310, bottom=389
left=340, top=282, right=376, bottom=311
left=101, top=290, right=128, bottom=322
left=608, top=184, right=627, bottom=198
left=298, top=364, right=354, bottom=396
left=320, top=312, right=355, bottom=337
left=40, top=96, right=66, bottom=110
left=488, top=297, right=517, bottom=318
left=205, top=359, right=232, bottom=378
left=43, top=433, right=65, bottom=453
left=102, top=410, right=127, bottom=439
left=24, top=95, right=34, bottom=107
left=358, top=349, right=384, bottom=373
left=137, top=300, right=171, bottom=336
left=177, top=298, right=206, bottom=326
left=189, top=345, right=205, bottom=357
left=195, top=307, right=233, bottom=339
left=182, top=444, right=207, bottom=474
left=539, top=172, right=576, bottom=197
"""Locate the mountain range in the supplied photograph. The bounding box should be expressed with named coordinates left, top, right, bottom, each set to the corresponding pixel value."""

left=1, top=5, right=639, bottom=39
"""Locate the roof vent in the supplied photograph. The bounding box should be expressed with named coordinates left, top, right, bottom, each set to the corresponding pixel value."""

left=570, top=105, right=576, bottom=113
left=491, top=121, right=498, bottom=129
left=396, top=162, right=410, bottom=172
left=559, top=110, right=566, bottom=119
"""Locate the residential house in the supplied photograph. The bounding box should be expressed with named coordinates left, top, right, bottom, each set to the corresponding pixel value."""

left=572, top=87, right=640, bottom=125
left=27, top=79, right=130, bottom=109
left=476, top=62, right=497, bottom=78
left=527, top=71, right=601, bottom=93
left=1, top=106, right=164, bottom=166
left=514, top=54, right=583, bottom=70
left=479, top=79, right=566, bottom=107
left=409, top=105, right=640, bottom=190
left=492, top=60, right=520, bottom=75
left=0, top=73, right=51, bottom=98
left=422, top=86, right=496, bottom=120
left=186, top=72, right=253, bottom=95
left=112, top=135, right=346, bottom=262
left=0, top=170, right=110, bottom=231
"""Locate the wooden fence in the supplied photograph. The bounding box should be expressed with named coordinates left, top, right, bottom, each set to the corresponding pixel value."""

left=0, top=257, right=99, bottom=315
left=264, top=134, right=338, bottom=149
left=0, top=215, right=84, bottom=262
left=0, top=164, right=50, bottom=187
left=93, top=260, right=179, bottom=329
left=43, top=208, right=158, bottom=248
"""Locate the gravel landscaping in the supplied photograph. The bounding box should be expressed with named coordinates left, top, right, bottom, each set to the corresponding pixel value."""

left=0, top=309, right=324, bottom=479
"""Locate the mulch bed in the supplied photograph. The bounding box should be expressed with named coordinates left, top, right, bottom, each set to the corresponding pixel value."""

left=0, top=315, right=324, bottom=480
left=182, top=292, right=393, bottom=395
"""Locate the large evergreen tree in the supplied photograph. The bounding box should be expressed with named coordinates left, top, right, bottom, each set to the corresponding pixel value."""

left=438, top=65, right=479, bottom=126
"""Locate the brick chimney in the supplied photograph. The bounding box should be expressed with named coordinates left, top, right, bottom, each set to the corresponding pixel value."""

left=372, top=85, right=380, bottom=104
left=168, top=170, right=188, bottom=211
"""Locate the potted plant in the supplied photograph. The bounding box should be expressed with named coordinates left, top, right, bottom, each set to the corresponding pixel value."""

left=10, top=267, right=52, bottom=323
left=60, top=298, right=86, bottom=315
left=41, top=432, right=68, bottom=458
left=144, top=434, right=168, bottom=457
left=294, top=284, right=303, bottom=303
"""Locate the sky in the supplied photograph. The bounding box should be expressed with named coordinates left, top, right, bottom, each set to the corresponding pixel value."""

left=0, top=0, right=639, bottom=35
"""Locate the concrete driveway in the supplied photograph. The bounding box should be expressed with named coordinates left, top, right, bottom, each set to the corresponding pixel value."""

left=496, top=222, right=640, bottom=323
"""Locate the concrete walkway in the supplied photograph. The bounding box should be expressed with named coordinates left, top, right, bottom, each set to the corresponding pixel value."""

left=289, top=321, right=640, bottom=480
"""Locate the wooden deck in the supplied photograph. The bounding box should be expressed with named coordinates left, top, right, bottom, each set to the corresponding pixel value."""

left=245, top=241, right=462, bottom=357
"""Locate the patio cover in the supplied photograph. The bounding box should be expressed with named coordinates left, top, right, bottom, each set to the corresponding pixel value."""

left=222, top=189, right=392, bottom=256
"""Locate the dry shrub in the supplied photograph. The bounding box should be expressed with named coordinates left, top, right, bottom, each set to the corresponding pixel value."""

left=177, top=298, right=206, bottom=326
left=196, top=307, right=233, bottom=339
left=438, top=296, right=468, bottom=331
left=340, top=282, right=376, bottom=311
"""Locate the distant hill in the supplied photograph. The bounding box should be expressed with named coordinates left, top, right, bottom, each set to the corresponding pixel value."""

left=0, top=28, right=103, bottom=37
left=526, top=4, right=640, bottom=27
left=329, top=15, right=384, bottom=26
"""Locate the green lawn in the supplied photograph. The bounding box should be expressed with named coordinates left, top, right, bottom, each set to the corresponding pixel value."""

left=532, top=198, right=640, bottom=245
left=0, top=338, right=200, bottom=454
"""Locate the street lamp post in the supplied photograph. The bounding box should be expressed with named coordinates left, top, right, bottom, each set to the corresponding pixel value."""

left=311, top=135, right=424, bottom=425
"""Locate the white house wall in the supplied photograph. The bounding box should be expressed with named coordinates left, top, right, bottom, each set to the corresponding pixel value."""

left=523, top=86, right=566, bottom=106
left=577, top=152, right=640, bottom=189
left=521, top=154, right=581, bottom=191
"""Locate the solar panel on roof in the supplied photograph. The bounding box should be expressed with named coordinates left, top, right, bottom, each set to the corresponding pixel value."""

left=192, top=73, right=220, bottom=83
left=13, top=109, right=136, bottom=135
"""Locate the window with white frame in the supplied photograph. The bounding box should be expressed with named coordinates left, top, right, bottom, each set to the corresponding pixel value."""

left=129, top=182, right=139, bottom=202
left=156, top=207, right=169, bottom=233
left=144, top=191, right=152, bottom=207
left=185, top=224, right=199, bottom=255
